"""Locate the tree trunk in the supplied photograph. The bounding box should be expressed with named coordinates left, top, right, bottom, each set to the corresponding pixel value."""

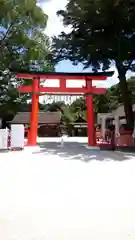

left=116, top=62, right=134, bottom=129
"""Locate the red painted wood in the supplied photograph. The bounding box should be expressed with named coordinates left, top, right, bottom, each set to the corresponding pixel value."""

left=91, top=87, right=106, bottom=94
left=39, top=93, right=84, bottom=96
left=119, top=130, right=133, bottom=135
left=28, top=78, right=39, bottom=146
left=60, top=78, right=66, bottom=88
left=18, top=85, right=34, bottom=92
left=116, top=135, right=134, bottom=147
left=16, top=72, right=110, bottom=148
left=86, top=80, right=96, bottom=147
left=16, top=73, right=107, bottom=80
left=18, top=85, right=106, bottom=94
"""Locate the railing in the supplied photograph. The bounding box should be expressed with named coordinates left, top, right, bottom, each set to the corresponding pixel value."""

left=115, top=130, right=134, bottom=147
left=96, top=130, right=113, bottom=143
left=118, top=130, right=133, bottom=135
left=96, top=129, right=135, bottom=148
left=7, top=128, right=135, bottom=149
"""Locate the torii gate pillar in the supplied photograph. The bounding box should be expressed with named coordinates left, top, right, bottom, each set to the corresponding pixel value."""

left=86, top=79, right=96, bottom=148
left=28, top=78, right=39, bottom=146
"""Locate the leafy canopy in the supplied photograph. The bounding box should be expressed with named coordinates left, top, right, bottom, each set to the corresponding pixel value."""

left=0, top=0, right=51, bottom=71
left=0, top=0, right=54, bottom=120
left=53, top=0, right=135, bottom=71
left=52, top=0, right=135, bottom=127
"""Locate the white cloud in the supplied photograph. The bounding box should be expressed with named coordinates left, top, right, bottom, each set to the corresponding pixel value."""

left=41, top=0, right=69, bottom=36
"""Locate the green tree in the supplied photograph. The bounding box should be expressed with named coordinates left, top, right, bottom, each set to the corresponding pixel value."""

left=52, top=0, right=135, bottom=128
left=70, top=97, right=86, bottom=120
left=0, top=0, right=49, bottom=71
left=44, top=101, right=74, bottom=124
left=94, top=94, right=110, bottom=113
left=0, top=0, right=54, bottom=120
left=128, top=77, right=135, bottom=104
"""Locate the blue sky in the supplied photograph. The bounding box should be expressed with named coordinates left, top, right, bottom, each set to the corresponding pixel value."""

left=39, top=0, right=134, bottom=88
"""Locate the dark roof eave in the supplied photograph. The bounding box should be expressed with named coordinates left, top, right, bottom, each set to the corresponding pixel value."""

left=12, top=70, right=114, bottom=78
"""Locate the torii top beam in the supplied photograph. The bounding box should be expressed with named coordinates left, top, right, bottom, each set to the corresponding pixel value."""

left=16, top=70, right=114, bottom=80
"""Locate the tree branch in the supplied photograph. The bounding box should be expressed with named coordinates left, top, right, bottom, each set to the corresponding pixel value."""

left=127, top=60, right=133, bottom=70
left=0, top=20, right=17, bottom=47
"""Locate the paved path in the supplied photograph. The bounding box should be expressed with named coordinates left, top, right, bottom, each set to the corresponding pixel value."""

left=0, top=140, right=135, bottom=239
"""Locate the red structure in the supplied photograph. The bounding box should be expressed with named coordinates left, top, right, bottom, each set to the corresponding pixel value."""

left=16, top=71, right=113, bottom=148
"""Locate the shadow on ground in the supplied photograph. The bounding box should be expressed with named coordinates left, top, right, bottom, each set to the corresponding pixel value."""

left=33, top=142, right=135, bottom=162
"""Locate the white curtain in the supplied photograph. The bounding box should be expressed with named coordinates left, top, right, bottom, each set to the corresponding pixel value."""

left=101, top=116, right=106, bottom=139
left=132, top=120, right=135, bottom=139
left=115, top=116, right=120, bottom=137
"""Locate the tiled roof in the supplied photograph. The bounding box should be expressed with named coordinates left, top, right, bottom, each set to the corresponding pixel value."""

left=74, top=116, right=86, bottom=123
left=10, top=111, right=61, bottom=124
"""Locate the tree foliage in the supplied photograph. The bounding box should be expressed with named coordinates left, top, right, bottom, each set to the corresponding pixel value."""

left=0, top=0, right=50, bottom=71
left=69, top=97, right=86, bottom=120
left=44, top=101, right=75, bottom=123
left=52, top=0, right=135, bottom=128
left=0, top=0, right=54, bottom=120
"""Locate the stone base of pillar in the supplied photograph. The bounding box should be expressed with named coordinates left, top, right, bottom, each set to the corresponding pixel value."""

left=24, top=146, right=40, bottom=153
left=86, top=146, right=100, bottom=150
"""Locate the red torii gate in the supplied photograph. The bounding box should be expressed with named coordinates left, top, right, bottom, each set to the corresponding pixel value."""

left=16, top=71, right=113, bottom=149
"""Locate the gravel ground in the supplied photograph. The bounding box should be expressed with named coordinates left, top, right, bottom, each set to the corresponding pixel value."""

left=0, top=138, right=135, bottom=240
